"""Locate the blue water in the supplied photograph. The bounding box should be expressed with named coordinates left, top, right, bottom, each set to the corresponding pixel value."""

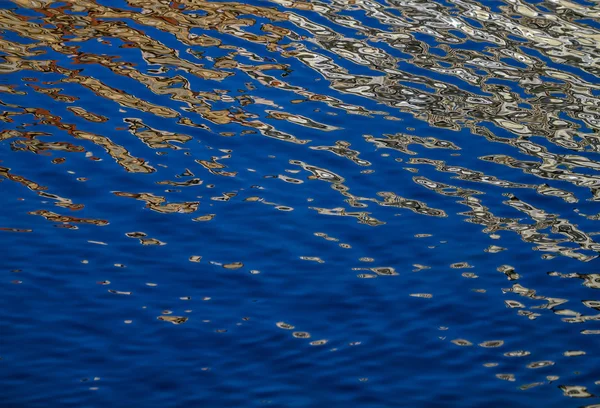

left=1, top=0, right=600, bottom=406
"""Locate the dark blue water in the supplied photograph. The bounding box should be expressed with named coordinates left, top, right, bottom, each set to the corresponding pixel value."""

left=2, top=0, right=600, bottom=406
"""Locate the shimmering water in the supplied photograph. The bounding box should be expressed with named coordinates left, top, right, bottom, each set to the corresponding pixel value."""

left=1, top=0, right=600, bottom=406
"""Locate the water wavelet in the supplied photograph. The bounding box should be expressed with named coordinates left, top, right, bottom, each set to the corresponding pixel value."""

left=2, top=0, right=600, bottom=406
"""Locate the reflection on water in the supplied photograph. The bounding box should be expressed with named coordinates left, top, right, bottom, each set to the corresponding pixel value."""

left=2, top=0, right=600, bottom=406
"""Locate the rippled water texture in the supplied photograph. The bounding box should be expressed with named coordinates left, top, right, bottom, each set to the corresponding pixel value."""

left=2, top=0, right=600, bottom=406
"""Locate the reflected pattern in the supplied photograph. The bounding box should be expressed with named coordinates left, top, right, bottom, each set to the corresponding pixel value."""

left=1, top=0, right=600, bottom=406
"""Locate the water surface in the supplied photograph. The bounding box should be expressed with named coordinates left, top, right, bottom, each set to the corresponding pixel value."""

left=1, top=0, right=600, bottom=406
